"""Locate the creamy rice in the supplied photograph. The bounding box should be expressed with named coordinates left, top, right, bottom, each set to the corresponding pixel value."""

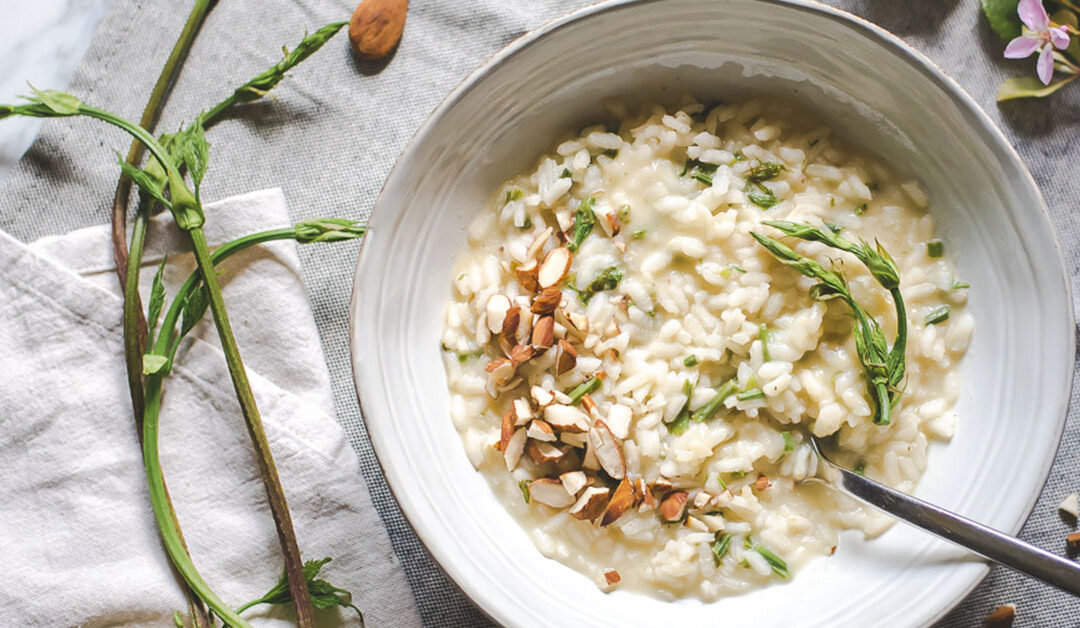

left=440, top=98, right=973, bottom=600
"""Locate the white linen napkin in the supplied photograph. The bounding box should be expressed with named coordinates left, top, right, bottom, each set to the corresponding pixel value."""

left=0, top=189, right=421, bottom=627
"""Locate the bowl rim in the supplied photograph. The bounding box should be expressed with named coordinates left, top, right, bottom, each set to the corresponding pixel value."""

left=349, top=0, right=1076, bottom=624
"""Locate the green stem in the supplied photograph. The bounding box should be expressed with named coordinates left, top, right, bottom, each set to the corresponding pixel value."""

left=187, top=227, right=316, bottom=628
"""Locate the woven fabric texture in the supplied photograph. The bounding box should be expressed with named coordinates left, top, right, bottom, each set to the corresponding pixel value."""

left=0, top=0, right=1076, bottom=625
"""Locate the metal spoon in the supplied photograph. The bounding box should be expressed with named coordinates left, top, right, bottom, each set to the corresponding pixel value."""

left=806, top=436, right=1080, bottom=596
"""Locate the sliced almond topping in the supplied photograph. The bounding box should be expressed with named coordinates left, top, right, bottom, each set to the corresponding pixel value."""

left=600, top=479, right=635, bottom=526
left=531, top=315, right=555, bottom=348
left=559, top=470, right=589, bottom=497
left=526, top=419, right=557, bottom=442
left=528, top=478, right=576, bottom=508
left=596, top=568, right=621, bottom=592
left=582, top=442, right=600, bottom=470
left=512, top=398, right=533, bottom=423
left=580, top=394, right=598, bottom=416
left=497, top=408, right=516, bottom=452
left=588, top=420, right=626, bottom=480
left=569, top=486, right=611, bottom=521
left=531, top=286, right=563, bottom=315
left=606, top=404, right=632, bottom=440
left=559, top=431, right=589, bottom=448
left=538, top=246, right=572, bottom=288
left=984, top=604, right=1016, bottom=627
left=500, top=305, right=521, bottom=342
left=685, top=515, right=710, bottom=532
left=544, top=404, right=590, bottom=433
left=692, top=491, right=712, bottom=511
left=503, top=428, right=526, bottom=471
left=569, top=312, right=590, bottom=335
left=659, top=491, right=689, bottom=523
left=485, top=358, right=516, bottom=389
left=652, top=477, right=674, bottom=495
left=515, top=260, right=539, bottom=293
left=530, top=386, right=555, bottom=408
left=752, top=475, right=771, bottom=492
left=509, top=344, right=538, bottom=367
left=527, top=440, right=565, bottom=465
left=638, top=478, right=656, bottom=513
left=554, top=338, right=577, bottom=375
left=485, top=294, right=512, bottom=334
left=604, top=212, right=622, bottom=236
left=526, top=226, right=553, bottom=261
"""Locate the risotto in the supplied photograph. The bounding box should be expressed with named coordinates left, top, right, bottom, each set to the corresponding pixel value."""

left=439, top=98, right=973, bottom=600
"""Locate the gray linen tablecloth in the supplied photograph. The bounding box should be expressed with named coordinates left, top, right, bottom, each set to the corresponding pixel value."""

left=1, top=0, right=1076, bottom=625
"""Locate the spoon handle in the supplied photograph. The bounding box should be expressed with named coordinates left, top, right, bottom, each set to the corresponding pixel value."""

left=833, top=466, right=1080, bottom=596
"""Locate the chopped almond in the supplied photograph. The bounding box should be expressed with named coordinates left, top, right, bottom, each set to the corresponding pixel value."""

left=580, top=394, right=598, bottom=415
left=659, top=491, right=689, bottom=523
left=512, top=398, right=533, bottom=424
left=554, top=339, right=577, bottom=375
left=503, top=428, right=526, bottom=471
left=983, top=604, right=1016, bottom=627
left=531, top=315, right=555, bottom=348
left=509, top=344, right=538, bottom=367
left=652, top=477, right=674, bottom=495
left=600, top=479, right=636, bottom=526
left=531, top=286, right=563, bottom=315
left=485, top=358, right=515, bottom=388
left=497, top=408, right=516, bottom=452
left=684, top=516, right=709, bottom=532
left=527, top=440, right=565, bottom=465
left=559, top=470, right=589, bottom=496
left=1067, top=532, right=1080, bottom=558
left=515, top=260, right=539, bottom=293
left=569, top=486, right=611, bottom=521
left=692, top=491, right=712, bottom=511
left=559, top=431, right=589, bottom=448
left=544, top=404, right=590, bottom=433
left=500, top=305, right=521, bottom=342
left=604, top=212, right=621, bottom=236
left=752, top=475, right=772, bottom=492
left=526, top=419, right=556, bottom=442
left=638, top=478, right=656, bottom=512
left=1059, top=492, right=1079, bottom=520
left=529, top=478, right=576, bottom=508
left=530, top=385, right=555, bottom=407
left=588, top=420, right=626, bottom=480
left=538, top=247, right=572, bottom=288
left=606, top=404, right=632, bottom=440
left=526, top=227, right=553, bottom=261
left=486, top=294, right=512, bottom=334
left=595, top=568, right=621, bottom=592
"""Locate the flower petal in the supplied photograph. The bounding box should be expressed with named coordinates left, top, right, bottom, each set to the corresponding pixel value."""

left=1018, top=0, right=1049, bottom=31
left=1049, top=26, right=1071, bottom=50
left=1004, top=35, right=1040, bottom=58
left=1037, top=44, right=1055, bottom=84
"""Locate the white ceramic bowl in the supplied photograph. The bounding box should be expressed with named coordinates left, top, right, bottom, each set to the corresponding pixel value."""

left=349, top=1, right=1074, bottom=625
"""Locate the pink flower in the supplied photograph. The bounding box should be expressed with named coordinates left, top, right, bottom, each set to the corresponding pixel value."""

left=1004, top=0, right=1071, bottom=84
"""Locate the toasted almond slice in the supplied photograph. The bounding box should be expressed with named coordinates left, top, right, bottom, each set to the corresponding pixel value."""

left=512, top=398, right=533, bottom=423
left=569, top=486, right=611, bottom=521
left=510, top=344, right=538, bottom=367
left=500, top=305, right=521, bottom=341
left=699, top=513, right=725, bottom=532
left=503, top=428, right=526, bottom=471
left=984, top=604, right=1016, bottom=627
left=531, top=286, right=563, bottom=315
left=531, top=385, right=555, bottom=407
left=638, top=478, right=656, bottom=513
left=685, top=515, right=710, bottom=532
left=555, top=338, right=577, bottom=375
left=515, top=260, right=539, bottom=293
left=526, top=419, right=556, bottom=442
left=752, top=475, right=771, bottom=492
left=555, top=308, right=586, bottom=341
left=588, top=420, right=626, bottom=480
left=605, top=212, right=621, bottom=236
left=569, top=312, right=590, bottom=335
left=527, top=440, right=565, bottom=465
left=538, top=247, right=572, bottom=288
left=606, top=404, right=632, bottom=440
left=488, top=358, right=516, bottom=386
left=544, top=404, right=590, bottom=433
left=600, top=479, right=635, bottom=526
left=527, top=227, right=554, bottom=261
left=1059, top=492, right=1079, bottom=519
left=531, top=315, right=555, bottom=348
left=658, top=491, right=689, bottom=523
left=692, top=491, right=712, bottom=511
left=497, top=408, right=516, bottom=452
left=652, top=477, right=674, bottom=495
left=529, top=478, right=576, bottom=508
left=559, top=470, right=589, bottom=497
left=596, top=568, right=621, bottom=592
left=559, top=431, right=589, bottom=448
left=582, top=442, right=600, bottom=470
left=486, top=294, right=512, bottom=334
left=580, top=394, right=598, bottom=416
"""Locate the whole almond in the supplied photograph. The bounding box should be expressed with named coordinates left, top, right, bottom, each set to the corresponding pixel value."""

left=531, top=315, right=555, bottom=348
left=659, top=491, right=689, bottom=523
left=531, top=286, right=562, bottom=314
left=349, top=0, right=408, bottom=60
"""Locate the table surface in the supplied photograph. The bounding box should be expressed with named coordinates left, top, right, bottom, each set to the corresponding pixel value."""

left=1, top=1, right=1077, bottom=626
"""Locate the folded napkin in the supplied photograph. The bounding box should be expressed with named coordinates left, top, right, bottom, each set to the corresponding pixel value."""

left=0, top=188, right=421, bottom=627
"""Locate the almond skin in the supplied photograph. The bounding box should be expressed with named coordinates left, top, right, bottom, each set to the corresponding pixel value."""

left=509, top=344, right=538, bottom=367
left=1067, top=532, right=1080, bottom=558
left=984, top=604, right=1016, bottom=627
left=600, top=479, right=635, bottom=526
left=497, top=407, right=516, bottom=452
left=500, top=305, right=521, bottom=343
left=569, top=486, right=611, bottom=521
left=349, top=0, right=408, bottom=60
left=752, top=475, right=771, bottom=492
left=659, top=491, right=689, bottom=523
left=531, top=286, right=562, bottom=315
left=531, top=315, right=555, bottom=348
left=555, top=339, right=577, bottom=375
left=515, top=260, right=539, bottom=293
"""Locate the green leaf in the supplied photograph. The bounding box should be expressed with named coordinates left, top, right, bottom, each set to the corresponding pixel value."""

left=566, top=376, right=601, bottom=405
left=240, top=557, right=363, bottom=622
left=746, top=161, right=783, bottom=182
left=747, top=183, right=778, bottom=209
left=116, top=153, right=171, bottom=207
left=567, top=197, right=597, bottom=251
left=577, top=265, right=624, bottom=303
left=26, top=86, right=82, bottom=115
left=143, top=354, right=171, bottom=376
left=236, top=22, right=347, bottom=103
left=997, top=76, right=1076, bottom=101
left=980, top=0, right=1021, bottom=41
left=172, top=611, right=184, bottom=628
left=711, top=532, right=733, bottom=565
left=518, top=479, right=531, bottom=503
left=147, top=255, right=168, bottom=339
left=180, top=121, right=210, bottom=186
left=180, top=283, right=209, bottom=339
left=667, top=379, right=696, bottom=435
left=294, top=218, right=367, bottom=243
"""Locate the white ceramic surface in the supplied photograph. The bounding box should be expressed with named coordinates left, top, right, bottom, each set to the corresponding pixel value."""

left=349, top=1, right=1074, bottom=626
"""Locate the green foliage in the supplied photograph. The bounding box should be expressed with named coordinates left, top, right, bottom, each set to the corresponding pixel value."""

left=240, top=557, right=363, bottom=623
left=148, top=255, right=168, bottom=339
left=997, top=76, right=1077, bottom=100
left=981, top=0, right=1021, bottom=41
left=567, top=197, right=597, bottom=251
left=234, top=22, right=347, bottom=103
